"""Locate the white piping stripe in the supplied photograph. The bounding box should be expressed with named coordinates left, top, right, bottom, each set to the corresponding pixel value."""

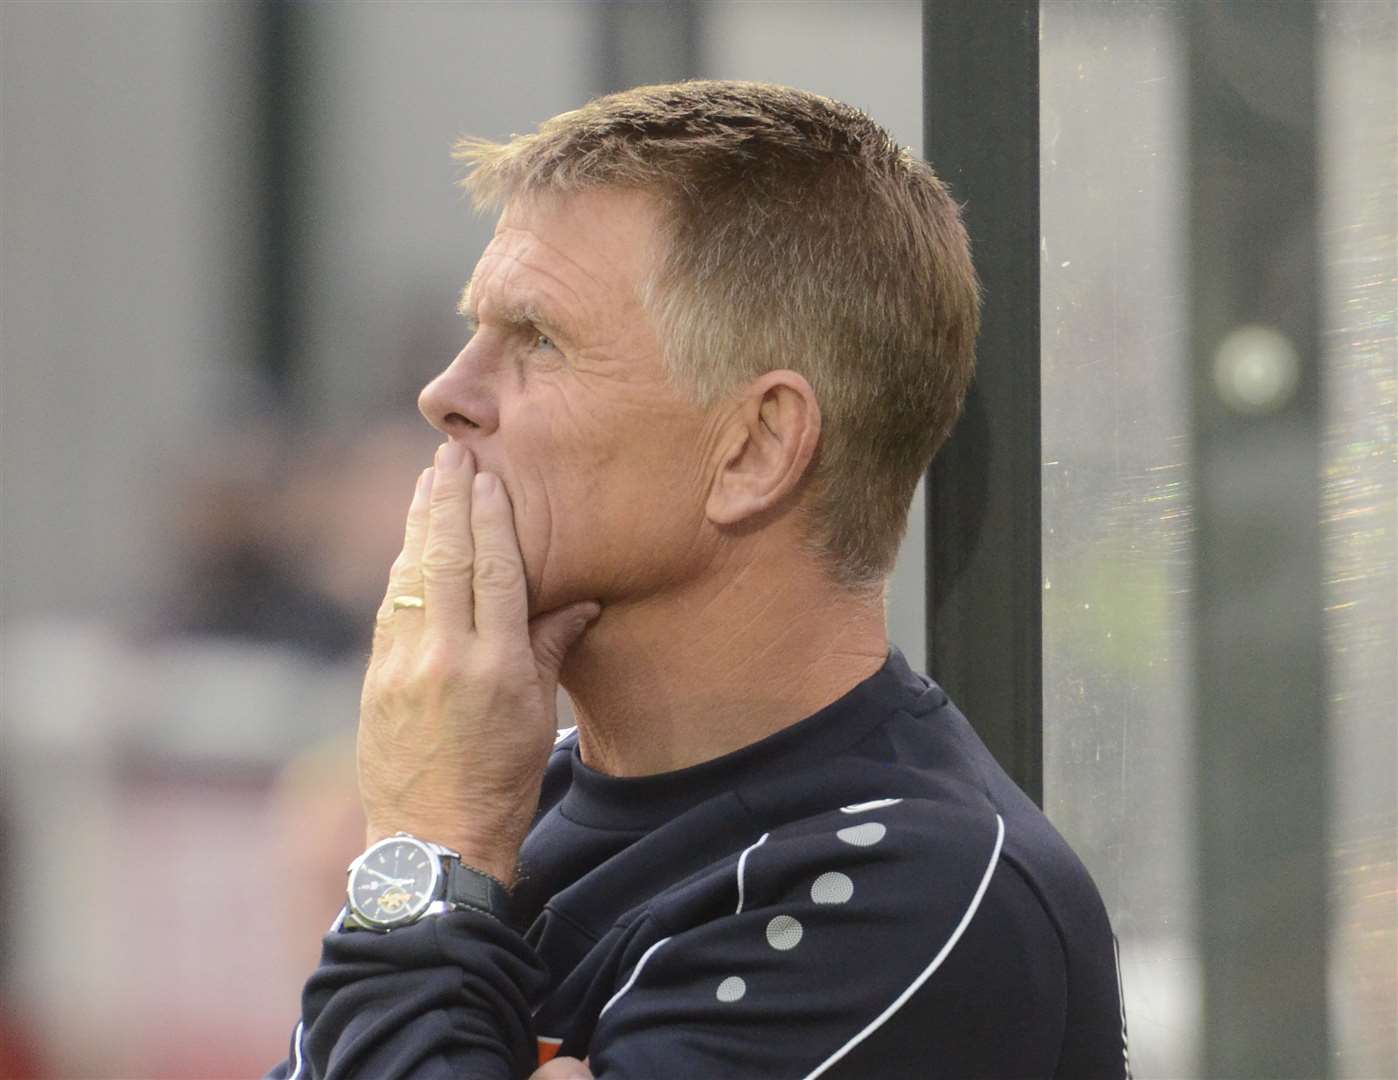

left=801, top=813, right=1006, bottom=1080
left=839, top=798, right=903, bottom=814
left=735, top=832, right=770, bottom=915
left=1113, top=933, right=1132, bottom=1079
left=287, top=1020, right=305, bottom=1080
left=598, top=936, right=673, bottom=1018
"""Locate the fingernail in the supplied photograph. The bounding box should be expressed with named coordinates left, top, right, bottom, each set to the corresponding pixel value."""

left=474, top=471, right=498, bottom=496
left=437, top=440, right=465, bottom=469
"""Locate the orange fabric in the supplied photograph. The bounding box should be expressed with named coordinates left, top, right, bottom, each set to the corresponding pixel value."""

left=537, top=1037, right=563, bottom=1065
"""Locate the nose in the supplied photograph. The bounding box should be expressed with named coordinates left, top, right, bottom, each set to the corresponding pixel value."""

left=418, top=340, right=500, bottom=437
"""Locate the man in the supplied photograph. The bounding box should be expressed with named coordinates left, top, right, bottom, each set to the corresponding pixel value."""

left=268, top=81, right=1129, bottom=1079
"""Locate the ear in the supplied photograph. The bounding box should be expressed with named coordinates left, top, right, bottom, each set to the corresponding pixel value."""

left=706, top=370, right=822, bottom=527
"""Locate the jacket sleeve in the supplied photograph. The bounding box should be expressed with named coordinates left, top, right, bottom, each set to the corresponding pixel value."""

left=264, top=907, right=548, bottom=1080
left=584, top=803, right=1120, bottom=1080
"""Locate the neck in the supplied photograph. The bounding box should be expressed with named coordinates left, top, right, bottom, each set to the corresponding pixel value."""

left=559, top=554, right=889, bottom=778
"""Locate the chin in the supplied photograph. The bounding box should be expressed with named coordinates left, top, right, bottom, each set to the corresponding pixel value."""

left=517, top=532, right=580, bottom=619
left=521, top=565, right=566, bottom=621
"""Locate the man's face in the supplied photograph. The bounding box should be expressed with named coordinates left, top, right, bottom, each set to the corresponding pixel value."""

left=419, top=188, right=723, bottom=615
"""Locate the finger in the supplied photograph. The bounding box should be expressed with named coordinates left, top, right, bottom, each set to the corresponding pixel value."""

left=421, top=439, right=476, bottom=639
left=529, top=601, right=600, bottom=686
left=529, top=1056, right=593, bottom=1080
left=375, top=466, right=434, bottom=624
left=469, top=470, right=530, bottom=640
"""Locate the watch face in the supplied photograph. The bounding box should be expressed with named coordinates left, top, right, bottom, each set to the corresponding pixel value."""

left=348, top=836, right=440, bottom=927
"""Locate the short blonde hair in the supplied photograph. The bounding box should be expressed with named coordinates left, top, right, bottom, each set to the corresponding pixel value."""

left=454, top=80, right=980, bottom=589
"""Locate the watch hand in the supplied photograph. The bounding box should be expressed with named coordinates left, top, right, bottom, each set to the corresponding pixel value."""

left=369, top=872, right=419, bottom=890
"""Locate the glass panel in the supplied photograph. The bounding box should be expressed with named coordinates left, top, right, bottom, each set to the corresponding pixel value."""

left=1042, top=3, right=1397, bottom=1075
left=1319, top=4, right=1397, bottom=1075
left=1039, top=6, right=1197, bottom=1077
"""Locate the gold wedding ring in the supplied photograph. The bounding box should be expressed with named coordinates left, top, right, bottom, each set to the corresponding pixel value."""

left=391, top=595, right=425, bottom=611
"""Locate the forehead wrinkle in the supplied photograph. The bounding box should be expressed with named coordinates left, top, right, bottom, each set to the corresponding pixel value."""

left=494, top=221, right=620, bottom=294
left=470, top=245, right=597, bottom=344
left=495, top=220, right=648, bottom=320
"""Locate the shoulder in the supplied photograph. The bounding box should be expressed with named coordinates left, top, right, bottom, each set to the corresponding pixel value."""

left=729, top=795, right=1013, bottom=950
left=591, top=797, right=1071, bottom=1078
left=639, top=793, right=1054, bottom=998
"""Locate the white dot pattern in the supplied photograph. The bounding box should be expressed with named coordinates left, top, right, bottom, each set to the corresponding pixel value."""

left=765, top=914, right=804, bottom=951
left=836, top=822, right=887, bottom=847
left=810, top=870, right=854, bottom=905
left=707, top=815, right=893, bottom=1008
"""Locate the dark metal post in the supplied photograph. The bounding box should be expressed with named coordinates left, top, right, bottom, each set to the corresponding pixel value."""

left=253, top=0, right=309, bottom=403
left=593, top=1, right=702, bottom=96
left=922, top=1, right=1042, bottom=804
left=1187, top=4, right=1330, bottom=1074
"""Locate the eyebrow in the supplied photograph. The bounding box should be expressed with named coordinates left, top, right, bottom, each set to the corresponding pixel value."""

left=456, top=278, right=571, bottom=343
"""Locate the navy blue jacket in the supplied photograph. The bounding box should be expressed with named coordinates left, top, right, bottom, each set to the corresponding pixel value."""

left=269, top=648, right=1129, bottom=1079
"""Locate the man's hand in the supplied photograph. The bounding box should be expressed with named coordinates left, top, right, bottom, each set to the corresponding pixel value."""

left=530, top=1056, right=592, bottom=1079
left=356, top=439, right=599, bottom=884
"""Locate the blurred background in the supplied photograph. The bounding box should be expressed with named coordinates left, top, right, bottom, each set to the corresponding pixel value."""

left=0, top=2, right=1392, bottom=1078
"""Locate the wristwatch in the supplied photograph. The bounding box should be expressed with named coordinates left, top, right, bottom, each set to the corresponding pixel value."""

left=340, top=832, right=513, bottom=932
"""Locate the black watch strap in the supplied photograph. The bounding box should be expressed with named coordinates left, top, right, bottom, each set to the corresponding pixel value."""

left=444, top=860, right=514, bottom=925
